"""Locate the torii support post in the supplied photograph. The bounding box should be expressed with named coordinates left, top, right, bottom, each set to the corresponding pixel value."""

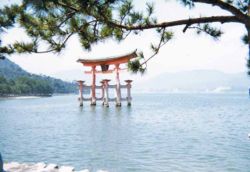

left=91, top=66, right=96, bottom=106
left=125, top=80, right=132, bottom=106
left=100, top=80, right=105, bottom=104
left=77, top=80, right=84, bottom=106
left=103, top=79, right=110, bottom=107
left=115, top=64, right=121, bottom=107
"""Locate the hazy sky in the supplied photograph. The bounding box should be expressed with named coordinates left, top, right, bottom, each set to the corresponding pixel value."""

left=0, top=0, right=248, bottom=82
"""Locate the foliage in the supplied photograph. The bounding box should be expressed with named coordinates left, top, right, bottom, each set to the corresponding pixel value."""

left=0, top=75, right=53, bottom=96
left=0, top=4, right=21, bottom=58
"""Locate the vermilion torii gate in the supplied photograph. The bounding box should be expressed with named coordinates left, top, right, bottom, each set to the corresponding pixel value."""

left=77, top=50, right=137, bottom=107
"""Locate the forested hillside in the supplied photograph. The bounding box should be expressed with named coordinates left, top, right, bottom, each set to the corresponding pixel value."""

left=0, top=58, right=77, bottom=96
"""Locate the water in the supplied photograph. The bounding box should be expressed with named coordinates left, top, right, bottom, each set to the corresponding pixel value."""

left=0, top=93, right=250, bottom=172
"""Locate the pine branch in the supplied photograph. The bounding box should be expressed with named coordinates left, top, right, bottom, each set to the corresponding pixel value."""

left=193, top=0, right=248, bottom=22
left=106, top=16, right=240, bottom=30
left=141, top=28, right=168, bottom=66
left=29, top=32, right=74, bottom=54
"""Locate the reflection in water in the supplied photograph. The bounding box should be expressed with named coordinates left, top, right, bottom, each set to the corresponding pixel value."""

left=79, top=106, right=83, bottom=112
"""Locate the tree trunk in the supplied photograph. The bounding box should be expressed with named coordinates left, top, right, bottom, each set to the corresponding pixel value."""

left=247, top=4, right=250, bottom=75
left=247, top=27, right=250, bottom=60
left=247, top=4, right=250, bottom=58
left=246, top=28, right=250, bottom=75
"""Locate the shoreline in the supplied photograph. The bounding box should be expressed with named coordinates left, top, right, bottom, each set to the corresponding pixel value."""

left=0, top=93, right=77, bottom=99
left=0, top=95, right=51, bottom=100
left=0, top=94, right=52, bottom=98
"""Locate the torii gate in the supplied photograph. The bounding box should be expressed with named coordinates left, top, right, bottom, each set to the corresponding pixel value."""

left=76, top=50, right=137, bottom=107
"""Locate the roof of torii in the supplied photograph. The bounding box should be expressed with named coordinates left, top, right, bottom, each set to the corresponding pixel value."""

left=77, top=50, right=137, bottom=66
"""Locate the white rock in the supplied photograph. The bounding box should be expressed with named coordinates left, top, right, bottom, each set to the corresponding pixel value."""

left=5, top=162, right=47, bottom=172
left=59, top=166, right=75, bottom=172
left=34, top=162, right=47, bottom=170
left=17, top=163, right=37, bottom=172
left=46, top=163, right=59, bottom=169
left=77, top=170, right=90, bottom=172
left=96, top=170, right=109, bottom=172
left=4, top=162, right=21, bottom=171
left=21, top=163, right=34, bottom=171
left=40, top=167, right=58, bottom=172
left=36, top=162, right=46, bottom=167
left=3, top=162, right=92, bottom=172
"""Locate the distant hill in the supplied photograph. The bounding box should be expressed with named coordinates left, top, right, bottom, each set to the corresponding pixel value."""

left=134, top=70, right=250, bottom=93
left=0, top=58, right=77, bottom=95
left=0, top=58, right=30, bottom=78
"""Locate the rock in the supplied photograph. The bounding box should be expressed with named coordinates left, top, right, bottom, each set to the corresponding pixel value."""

left=3, top=162, right=92, bottom=172
left=248, top=133, right=250, bottom=138
left=45, top=163, right=59, bottom=170
left=32, top=162, right=47, bottom=171
left=41, top=164, right=59, bottom=172
left=4, top=162, right=21, bottom=171
left=76, top=170, right=89, bottom=172
left=21, top=163, right=38, bottom=171
left=59, top=166, right=74, bottom=172
left=4, top=162, right=42, bottom=172
left=96, top=170, right=109, bottom=172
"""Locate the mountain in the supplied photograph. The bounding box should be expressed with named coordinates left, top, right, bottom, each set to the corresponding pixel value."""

left=0, top=58, right=30, bottom=78
left=0, top=58, right=77, bottom=95
left=134, top=70, right=250, bottom=93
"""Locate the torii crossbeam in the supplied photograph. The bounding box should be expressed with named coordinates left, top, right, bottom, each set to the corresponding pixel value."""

left=77, top=50, right=137, bottom=107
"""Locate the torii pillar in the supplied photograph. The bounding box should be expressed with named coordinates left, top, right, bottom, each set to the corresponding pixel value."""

left=91, top=66, right=96, bottom=106
left=115, top=64, right=121, bottom=106
left=77, top=80, right=84, bottom=106
left=103, top=79, right=110, bottom=107
left=125, top=80, right=132, bottom=106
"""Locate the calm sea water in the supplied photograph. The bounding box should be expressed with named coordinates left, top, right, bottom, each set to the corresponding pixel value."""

left=0, top=93, right=250, bottom=172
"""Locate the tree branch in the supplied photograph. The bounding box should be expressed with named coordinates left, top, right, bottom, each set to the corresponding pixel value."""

left=34, top=32, right=74, bottom=54
left=56, top=1, right=79, bottom=12
left=140, top=28, right=168, bottom=66
left=106, top=16, right=240, bottom=31
left=56, top=11, right=76, bottom=29
left=187, top=26, right=220, bottom=40
left=193, top=0, right=248, bottom=22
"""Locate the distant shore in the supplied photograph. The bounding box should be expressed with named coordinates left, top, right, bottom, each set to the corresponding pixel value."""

left=0, top=93, right=78, bottom=99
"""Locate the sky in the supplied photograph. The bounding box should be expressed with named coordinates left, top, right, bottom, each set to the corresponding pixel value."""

left=0, top=0, right=248, bottom=83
